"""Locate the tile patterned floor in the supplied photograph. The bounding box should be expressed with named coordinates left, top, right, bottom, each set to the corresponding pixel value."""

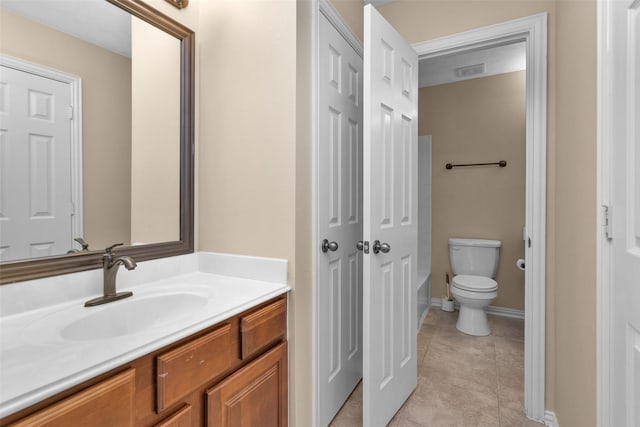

left=329, top=309, right=544, bottom=427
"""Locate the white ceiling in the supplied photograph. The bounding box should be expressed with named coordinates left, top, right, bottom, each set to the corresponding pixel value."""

left=0, top=0, right=132, bottom=58
left=419, top=42, right=526, bottom=88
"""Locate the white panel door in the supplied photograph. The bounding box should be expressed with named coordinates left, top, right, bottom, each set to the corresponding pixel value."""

left=0, top=65, right=73, bottom=262
left=610, top=1, right=640, bottom=425
left=363, top=5, right=418, bottom=426
left=317, top=12, right=364, bottom=427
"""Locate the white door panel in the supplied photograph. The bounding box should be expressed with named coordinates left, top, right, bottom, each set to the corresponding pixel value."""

left=0, top=65, right=72, bottom=262
left=363, top=5, right=418, bottom=426
left=609, top=1, right=640, bottom=425
left=318, top=12, right=363, bottom=426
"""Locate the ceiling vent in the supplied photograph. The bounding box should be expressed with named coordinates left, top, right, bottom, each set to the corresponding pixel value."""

left=454, top=63, right=486, bottom=78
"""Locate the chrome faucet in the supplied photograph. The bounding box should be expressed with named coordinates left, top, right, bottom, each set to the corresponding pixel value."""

left=84, top=243, right=137, bottom=307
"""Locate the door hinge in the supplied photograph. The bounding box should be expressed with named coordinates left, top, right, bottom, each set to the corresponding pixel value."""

left=602, top=205, right=612, bottom=240
left=68, top=106, right=73, bottom=120
left=70, top=202, right=75, bottom=215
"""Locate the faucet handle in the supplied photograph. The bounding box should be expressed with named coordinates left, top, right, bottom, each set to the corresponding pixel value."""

left=105, top=243, right=124, bottom=255
left=74, top=237, right=89, bottom=251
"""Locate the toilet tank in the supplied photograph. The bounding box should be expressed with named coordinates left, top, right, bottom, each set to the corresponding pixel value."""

left=448, top=238, right=501, bottom=278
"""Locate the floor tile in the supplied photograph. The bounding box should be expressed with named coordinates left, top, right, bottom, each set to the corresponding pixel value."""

left=329, top=310, right=542, bottom=427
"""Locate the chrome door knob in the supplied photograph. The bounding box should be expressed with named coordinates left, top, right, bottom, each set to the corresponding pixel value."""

left=322, top=239, right=339, bottom=253
left=372, top=240, right=391, bottom=254
left=356, top=240, right=369, bottom=254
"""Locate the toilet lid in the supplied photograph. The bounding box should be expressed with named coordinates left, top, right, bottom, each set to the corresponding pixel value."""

left=451, top=275, right=497, bottom=292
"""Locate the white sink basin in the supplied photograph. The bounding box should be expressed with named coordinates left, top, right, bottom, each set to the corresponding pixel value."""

left=59, top=292, right=208, bottom=341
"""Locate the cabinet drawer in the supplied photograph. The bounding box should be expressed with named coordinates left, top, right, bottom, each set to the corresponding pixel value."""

left=240, top=298, right=286, bottom=360
left=156, top=323, right=232, bottom=411
left=154, top=404, right=192, bottom=427
left=10, top=369, right=135, bottom=427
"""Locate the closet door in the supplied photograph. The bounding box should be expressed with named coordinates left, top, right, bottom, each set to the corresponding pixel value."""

left=317, top=11, right=364, bottom=427
left=362, top=5, right=418, bottom=427
left=606, top=0, right=640, bottom=425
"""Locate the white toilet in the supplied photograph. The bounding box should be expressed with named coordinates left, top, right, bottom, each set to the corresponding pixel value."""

left=448, top=238, right=501, bottom=336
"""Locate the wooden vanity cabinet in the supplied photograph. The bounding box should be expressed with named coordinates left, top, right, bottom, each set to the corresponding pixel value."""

left=7, top=369, right=136, bottom=427
left=154, top=405, right=193, bottom=427
left=2, top=296, right=287, bottom=427
left=205, top=342, right=287, bottom=427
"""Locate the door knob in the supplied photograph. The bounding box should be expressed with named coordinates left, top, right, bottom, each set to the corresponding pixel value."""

left=356, top=240, right=369, bottom=254
left=322, top=239, right=339, bottom=253
left=372, top=240, right=391, bottom=254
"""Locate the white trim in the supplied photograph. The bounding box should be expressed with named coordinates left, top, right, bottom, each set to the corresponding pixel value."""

left=413, top=13, right=547, bottom=422
left=544, top=410, right=560, bottom=427
left=430, top=298, right=525, bottom=320
left=596, top=1, right=613, bottom=426
left=488, top=305, right=526, bottom=320
left=311, top=1, right=320, bottom=426
left=0, top=55, right=84, bottom=249
left=318, top=0, right=363, bottom=58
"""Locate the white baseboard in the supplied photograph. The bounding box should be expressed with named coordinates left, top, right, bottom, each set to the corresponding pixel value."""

left=430, top=298, right=525, bottom=320
left=544, top=410, right=559, bottom=427
left=487, top=305, right=525, bottom=320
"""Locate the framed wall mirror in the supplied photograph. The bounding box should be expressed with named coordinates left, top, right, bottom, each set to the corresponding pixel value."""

left=0, top=0, right=194, bottom=284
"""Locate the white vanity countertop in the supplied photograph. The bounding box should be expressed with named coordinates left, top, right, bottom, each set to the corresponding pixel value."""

left=0, top=252, right=289, bottom=418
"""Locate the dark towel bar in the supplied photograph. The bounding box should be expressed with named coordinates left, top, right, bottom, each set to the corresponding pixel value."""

left=445, top=160, right=507, bottom=170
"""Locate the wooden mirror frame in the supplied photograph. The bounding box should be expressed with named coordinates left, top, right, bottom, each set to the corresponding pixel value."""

left=0, top=0, right=195, bottom=284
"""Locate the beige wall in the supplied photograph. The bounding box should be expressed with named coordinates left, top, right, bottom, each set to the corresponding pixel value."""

left=295, top=1, right=314, bottom=424
left=421, top=71, right=526, bottom=310
left=329, top=0, right=364, bottom=41
left=195, top=0, right=302, bottom=424
left=377, top=0, right=597, bottom=425
left=554, top=1, right=597, bottom=425
left=130, top=16, right=181, bottom=245
left=197, top=0, right=296, bottom=261
left=0, top=8, right=132, bottom=251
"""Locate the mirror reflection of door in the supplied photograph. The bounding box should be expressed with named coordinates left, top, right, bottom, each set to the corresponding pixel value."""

left=0, top=1, right=181, bottom=263
left=0, top=64, right=76, bottom=262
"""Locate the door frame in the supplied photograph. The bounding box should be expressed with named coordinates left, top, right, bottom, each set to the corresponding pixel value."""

left=412, top=13, right=548, bottom=422
left=0, top=55, right=84, bottom=248
left=596, top=2, right=611, bottom=425
left=596, top=0, right=621, bottom=425
left=312, top=1, right=363, bottom=426
left=311, top=6, right=548, bottom=425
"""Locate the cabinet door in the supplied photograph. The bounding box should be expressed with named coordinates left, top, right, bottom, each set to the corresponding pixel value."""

left=205, top=342, right=287, bottom=427
left=154, top=404, right=192, bottom=427
left=10, top=369, right=135, bottom=427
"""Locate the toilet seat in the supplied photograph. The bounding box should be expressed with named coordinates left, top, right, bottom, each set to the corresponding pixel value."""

left=451, top=275, right=497, bottom=293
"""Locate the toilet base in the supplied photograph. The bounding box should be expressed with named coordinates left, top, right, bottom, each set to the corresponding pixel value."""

left=456, top=305, right=491, bottom=336
left=450, top=283, right=496, bottom=337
